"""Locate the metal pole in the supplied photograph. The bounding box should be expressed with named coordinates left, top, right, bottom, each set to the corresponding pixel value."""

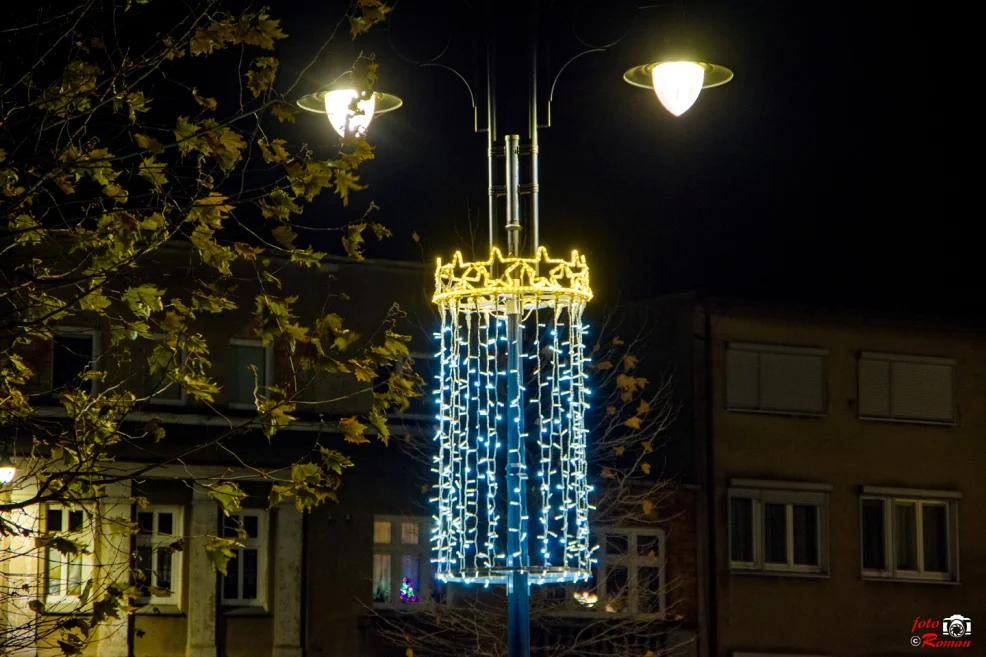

left=529, top=22, right=539, bottom=255
left=487, top=41, right=497, bottom=252
left=504, top=134, right=530, bottom=657
left=504, top=135, right=521, bottom=257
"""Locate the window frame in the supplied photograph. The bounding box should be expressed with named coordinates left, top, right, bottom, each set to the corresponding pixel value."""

left=134, top=505, right=184, bottom=608
left=227, top=338, right=274, bottom=410
left=220, top=510, right=269, bottom=607
left=724, top=342, right=828, bottom=416
left=42, top=504, right=95, bottom=608
left=51, top=328, right=100, bottom=397
left=371, top=515, right=432, bottom=609
left=859, top=487, right=960, bottom=583
left=144, top=335, right=188, bottom=407
left=728, top=483, right=830, bottom=576
left=857, top=352, right=956, bottom=426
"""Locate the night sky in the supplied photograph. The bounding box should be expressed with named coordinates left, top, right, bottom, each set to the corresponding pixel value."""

left=276, top=0, right=950, bottom=313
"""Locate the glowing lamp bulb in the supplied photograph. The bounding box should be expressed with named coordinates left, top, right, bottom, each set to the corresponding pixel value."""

left=650, top=62, right=705, bottom=116
left=323, top=89, right=376, bottom=138
left=0, top=464, right=14, bottom=484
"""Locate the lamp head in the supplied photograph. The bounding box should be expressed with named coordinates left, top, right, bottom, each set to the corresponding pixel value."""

left=0, top=450, right=15, bottom=485
left=623, top=60, right=733, bottom=116
left=297, top=85, right=402, bottom=138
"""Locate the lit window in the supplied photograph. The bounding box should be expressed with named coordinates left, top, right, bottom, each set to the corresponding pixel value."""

left=228, top=340, right=271, bottom=409
left=860, top=488, right=959, bottom=582
left=221, top=511, right=268, bottom=606
left=44, top=505, right=92, bottom=603
left=51, top=331, right=97, bottom=395
left=858, top=353, right=955, bottom=424
left=135, top=507, right=183, bottom=606
left=372, top=516, right=430, bottom=605
left=571, top=528, right=665, bottom=616
left=729, top=483, right=829, bottom=575
left=725, top=343, right=826, bottom=415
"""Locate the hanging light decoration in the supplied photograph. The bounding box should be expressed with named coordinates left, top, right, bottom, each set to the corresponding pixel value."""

left=431, top=247, right=595, bottom=586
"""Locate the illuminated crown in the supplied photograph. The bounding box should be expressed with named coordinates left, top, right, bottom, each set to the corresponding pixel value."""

left=434, top=247, right=592, bottom=308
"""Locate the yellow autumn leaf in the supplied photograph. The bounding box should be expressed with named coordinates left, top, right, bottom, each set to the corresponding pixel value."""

left=406, top=649, right=414, bottom=657
left=612, top=335, right=624, bottom=346
left=636, top=399, right=651, bottom=415
left=642, top=440, right=653, bottom=454
left=339, top=416, right=369, bottom=444
left=411, top=231, right=420, bottom=243
left=624, top=416, right=642, bottom=430
left=606, top=406, right=617, bottom=416
left=640, top=462, right=651, bottom=475
left=648, top=550, right=657, bottom=562
left=192, top=87, right=217, bottom=111
left=134, top=133, right=164, bottom=154
left=594, top=361, right=614, bottom=371
left=601, top=468, right=615, bottom=479
left=642, top=500, right=654, bottom=515
left=623, top=354, right=639, bottom=370
left=614, top=446, right=625, bottom=456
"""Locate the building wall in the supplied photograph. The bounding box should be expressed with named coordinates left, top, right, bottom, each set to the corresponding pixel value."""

left=708, top=310, right=985, bottom=657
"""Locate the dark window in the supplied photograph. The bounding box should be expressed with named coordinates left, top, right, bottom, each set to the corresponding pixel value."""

left=763, top=503, right=787, bottom=564
left=894, top=503, right=918, bottom=571
left=922, top=504, right=948, bottom=573
left=792, top=504, right=819, bottom=566
left=861, top=499, right=886, bottom=570
left=729, top=497, right=753, bottom=562
left=228, top=343, right=266, bottom=406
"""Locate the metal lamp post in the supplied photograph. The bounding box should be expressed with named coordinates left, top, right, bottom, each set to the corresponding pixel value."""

left=298, top=7, right=732, bottom=656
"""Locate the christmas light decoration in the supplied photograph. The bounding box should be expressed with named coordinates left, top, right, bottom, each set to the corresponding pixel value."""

left=431, top=247, right=596, bottom=586
left=399, top=577, right=418, bottom=603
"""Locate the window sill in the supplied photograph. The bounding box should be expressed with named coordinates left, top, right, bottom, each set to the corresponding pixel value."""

left=861, top=574, right=959, bottom=586
left=730, top=567, right=829, bottom=579
left=858, top=415, right=956, bottom=427
left=222, top=605, right=270, bottom=616
left=42, top=600, right=86, bottom=615
left=725, top=407, right=828, bottom=419
left=134, top=603, right=183, bottom=616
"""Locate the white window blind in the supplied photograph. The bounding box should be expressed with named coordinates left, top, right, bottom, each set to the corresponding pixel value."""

left=858, top=353, right=955, bottom=423
left=726, top=343, right=826, bottom=415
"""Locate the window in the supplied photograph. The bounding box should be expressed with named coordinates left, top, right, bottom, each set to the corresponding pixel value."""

left=52, top=330, right=98, bottom=395
left=729, top=482, right=829, bottom=575
left=135, top=507, right=183, bottom=606
left=725, top=343, right=826, bottom=415
left=372, top=516, right=431, bottom=605
left=44, top=505, right=93, bottom=603
left=860, top=487, right=959, bottom=582
left=221, top=511, right=268, bottom=606
left=858, top=352, right=955, bottom=424
left=144, top=338, right=187, bottom=405
left=228, top=340, right=272, bottom=409
left=571, top=528, right=665, bottom=616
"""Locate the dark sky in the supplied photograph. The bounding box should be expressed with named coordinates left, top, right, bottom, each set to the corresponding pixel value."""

left=278, top=0, right=954, bottom=313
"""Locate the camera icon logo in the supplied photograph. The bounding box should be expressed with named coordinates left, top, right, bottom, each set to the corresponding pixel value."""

left=943, top=615, right=972, bottom=638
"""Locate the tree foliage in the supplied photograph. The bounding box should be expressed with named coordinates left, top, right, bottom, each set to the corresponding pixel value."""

left=0, top=0, right=411, bottom=653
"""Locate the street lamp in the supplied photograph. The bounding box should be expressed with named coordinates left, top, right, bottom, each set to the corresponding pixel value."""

left=623, top=60, right=733, bottom=116
left=0, top=447, right=15, bottom=485
left=296, top=86, right=403, bottom=138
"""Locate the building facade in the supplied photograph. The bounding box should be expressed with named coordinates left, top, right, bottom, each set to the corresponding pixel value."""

left=643, top=296, right=985, bottom=657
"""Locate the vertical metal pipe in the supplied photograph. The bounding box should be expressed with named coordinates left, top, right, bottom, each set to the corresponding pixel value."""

left=487, top=41, right=496, bottom=252
left=506, top=299, right=529, bottom=657
left=505, top=135, right=521, bottom=257
left=529, top=21, right=539, bottom=256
